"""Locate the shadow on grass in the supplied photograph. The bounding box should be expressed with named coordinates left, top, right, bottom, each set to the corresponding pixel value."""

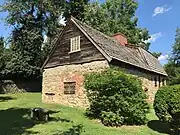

left=0, top=107, right=70, bottom=135
left=49, top=117, right=73, bottom=123
left=0, top=108, right=38, bottom=135
left=48, top=110, right=73, bottom=123
left=147, top=120, right=171, bottom=134
left=0, top=96, right=16, bottom=102
left=53, top=124, right=84, bottom=135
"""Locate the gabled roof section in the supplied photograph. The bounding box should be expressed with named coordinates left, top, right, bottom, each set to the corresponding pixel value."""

left=71, top=17, right=167, bottom=76
left=42, top=16, right=167, bottom=76
left=42, top=17, right=112, bottom=69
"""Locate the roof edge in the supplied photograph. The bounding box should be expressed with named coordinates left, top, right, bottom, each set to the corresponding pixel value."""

left=71, top=16, right=112, bottom=62
left=111, top=56, right=168, bottom=76
left=41, top=18, right=71, bottom=69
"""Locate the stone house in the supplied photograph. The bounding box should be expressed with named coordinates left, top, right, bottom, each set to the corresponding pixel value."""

left=42, top=16, right=168, bottom=108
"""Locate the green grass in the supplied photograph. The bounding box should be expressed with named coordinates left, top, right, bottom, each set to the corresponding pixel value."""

left=0, top=93, right=170, bottom=135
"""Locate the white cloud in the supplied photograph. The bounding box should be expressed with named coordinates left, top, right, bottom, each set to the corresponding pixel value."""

left=158, top=54, right=169, bottom=61
left=145, top=32, right=162, bottom=43
left=153, top=5, right=172, bottom=17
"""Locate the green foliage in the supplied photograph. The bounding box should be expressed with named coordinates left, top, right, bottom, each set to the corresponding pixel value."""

left=171, top=28, right=180, bottom=65
left=152, top=52, right=162, bottom=58
left=101, top=111, right=124, bottom=126
left=154, top=85, right=180, bottom=122
left=4, top=54, right=41, bottom=78
left=0, top=37, right=6, bottom=70
left=83, top=0, right=150, bottom=50
left=164, top=62, right=180, bottom=85
left=63, top=0, right=89, bottom=21
left=84, top=68, right=149, bottom=126
left=164, top=28, right=180, bottom=85
left=0, top=37, right=12, bottom=73
left=0, top=0, right=64, bottom=78
left=41, top=26, right=64, bottom=63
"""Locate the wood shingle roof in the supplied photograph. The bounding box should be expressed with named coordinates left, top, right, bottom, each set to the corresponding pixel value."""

left=71, top=17, right=167, bottom=76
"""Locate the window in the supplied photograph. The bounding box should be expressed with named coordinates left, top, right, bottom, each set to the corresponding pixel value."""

left=154, top=77, right=157, bottom=87
left=45, top=93, right=55, bottom=100
left=162, top=79, right=165, bottom=86
left=70, top=36, right=80, bottom=53
left=64, top=82, right=76, bottom=94
left=158, top=76, right=161, bottom=87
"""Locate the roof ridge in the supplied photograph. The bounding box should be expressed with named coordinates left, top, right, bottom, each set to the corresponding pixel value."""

left=138, top=47, right=151, bottom=67
left=71, top=17, right=167, bottom=76
left=123, top=47, right=148, bottom=66
left=71, top=16, right=112, bottom=62
left=71, top=17, right=121, bottom=46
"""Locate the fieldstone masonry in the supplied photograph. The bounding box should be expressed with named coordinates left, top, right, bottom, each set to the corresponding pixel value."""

left=126, top=69, right=166, bottom=102
left=42, top=60, right=109, bottom=108
left=42, top=60, right=166, bottom=108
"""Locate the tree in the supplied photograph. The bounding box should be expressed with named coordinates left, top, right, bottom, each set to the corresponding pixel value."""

left=0, top=37, right=6, bottom=70
left=0, top=37, right=11, bottom=70
left=171, top=28, right=180, bottom=65
left=41, top=25, right=64, bottom=63
left=0, top=37, right=12, bottom=78
left=83, top=0, right=150, bottom=50
left=152, top=52, right=162, bottom=58
left=165, top=28, right=180, bottom=85
left=63, top=0, right=89, bottom=21
left=1, top=0, right=65, bottom=78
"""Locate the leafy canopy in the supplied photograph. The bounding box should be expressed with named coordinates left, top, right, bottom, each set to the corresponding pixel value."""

left=165, top=28, right=180, bottom=85
left=0, top=0, right=64, bottom=78
left=63, top=0, right=89, bottom=21
left=83, top=0, right=150, bottom=50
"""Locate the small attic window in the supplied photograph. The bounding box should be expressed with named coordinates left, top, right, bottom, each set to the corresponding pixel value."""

left=70, top=36, right=80, bottom=53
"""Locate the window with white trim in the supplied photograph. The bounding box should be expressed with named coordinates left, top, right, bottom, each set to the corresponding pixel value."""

left=70, top=36, right=80, bottom=53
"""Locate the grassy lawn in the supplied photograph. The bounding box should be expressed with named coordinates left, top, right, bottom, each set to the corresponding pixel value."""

left=0, top=93, right=170, bottom=135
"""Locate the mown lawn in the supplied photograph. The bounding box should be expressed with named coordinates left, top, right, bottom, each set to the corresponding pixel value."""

left=0, top=93, right=170, bottom=135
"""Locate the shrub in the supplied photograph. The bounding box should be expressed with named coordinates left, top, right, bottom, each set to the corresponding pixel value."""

left=154, top=85, right=180, bottom=122
left=84, top=68, right=149, bottom=126
left=154, top=85, right=180, bottom=134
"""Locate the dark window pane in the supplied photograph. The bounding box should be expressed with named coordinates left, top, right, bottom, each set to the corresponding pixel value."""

left=64, top=82, right=76, bottom=94
left=154, top=77, right=157, bottom=87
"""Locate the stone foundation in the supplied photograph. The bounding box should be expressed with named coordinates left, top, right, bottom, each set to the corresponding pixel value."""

left=42, top=60, right=166, bottom=108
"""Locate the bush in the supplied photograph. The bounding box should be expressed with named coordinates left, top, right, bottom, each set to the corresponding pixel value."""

left=154, top=85, right=180, bottom=134
left=154, top=85, right=180, bottom=122
left=84, top=68, right=149, bottom=126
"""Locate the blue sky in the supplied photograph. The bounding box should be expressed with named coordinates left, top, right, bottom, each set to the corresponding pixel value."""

left=0, top=0, right=179, bottom=65
left=136, top=0, right=180, bottom=64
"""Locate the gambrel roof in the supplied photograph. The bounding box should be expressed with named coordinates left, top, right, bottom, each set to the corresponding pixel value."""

left=43, top=16, right=167, bottom=76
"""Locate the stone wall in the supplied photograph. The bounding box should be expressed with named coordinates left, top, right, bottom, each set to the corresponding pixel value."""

left=42, top=60, right=109, bottom=108
left=125, top=68, right=166, bottom=102
left=42, top=60, right=166, bottom=108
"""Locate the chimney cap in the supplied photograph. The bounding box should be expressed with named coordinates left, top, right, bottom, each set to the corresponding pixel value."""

left=111, top=32, right=127, bottom=38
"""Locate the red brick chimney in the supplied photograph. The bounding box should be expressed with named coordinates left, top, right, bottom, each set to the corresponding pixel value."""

left=111, top=33, right=128, bottom=46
